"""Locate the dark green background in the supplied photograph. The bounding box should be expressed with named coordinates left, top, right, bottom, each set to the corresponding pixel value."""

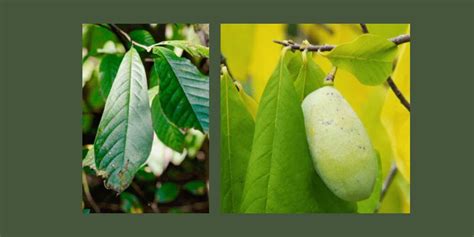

left=1, top=0, right=473, bottom=236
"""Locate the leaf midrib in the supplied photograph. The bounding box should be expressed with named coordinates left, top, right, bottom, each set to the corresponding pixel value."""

left=263, top=55, right=285, bottom=212
left=223, top=76, right=236, bottom=211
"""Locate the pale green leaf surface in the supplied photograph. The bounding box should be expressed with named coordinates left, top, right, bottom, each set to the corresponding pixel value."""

left=240, top=50, right=356, bottom=213
left=156, top=40, right=209, bottom=58
left=221, top=70, right=255, bottom=213
left=153, top=47, right=209, bottom=133
left=294, top=52, right=325, bottom=101
left=324, top=34, right=397, bottom=85
left=94, top=48, right=153, bottom=193
left=99, top=54, right=123, bottom=99
left=151, top=93, right=185, bottom=152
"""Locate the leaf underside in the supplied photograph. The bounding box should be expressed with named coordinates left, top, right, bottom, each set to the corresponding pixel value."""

left=240, top=50, right=356, bottom=213
left=221, top=71, right=255, bottom=213
left=153, top=46, right=209, bottom=133
left=94, top=47, right=153, bottom=193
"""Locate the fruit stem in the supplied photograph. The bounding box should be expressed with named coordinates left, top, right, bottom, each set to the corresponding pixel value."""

left=324, top=67, right=338, bottom=85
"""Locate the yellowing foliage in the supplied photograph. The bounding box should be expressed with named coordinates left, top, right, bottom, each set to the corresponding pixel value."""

left=221, top=24, right=410, bottom=213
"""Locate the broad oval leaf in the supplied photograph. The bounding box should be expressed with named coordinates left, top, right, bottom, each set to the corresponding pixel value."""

left=323, top=34, right=397, bottom=85
left=153, top=46, right=209, bottom=133
left=99, top=54, right=123, bottom=99
left=94, top=47, right=153, bottom=193
left=221, top=69, right=255, bottom=213
left=156, top=40, right=209, bottom=58
left=240, top=49, right=356, bottom=213
left=151, top=92, right=185, bottom=152
left=294, top=52, right=325, bottom=101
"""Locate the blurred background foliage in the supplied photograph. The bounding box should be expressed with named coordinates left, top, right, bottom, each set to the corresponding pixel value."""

left=221, top=24, right=410, bottom=213
left=82, top=24, right=209, bottom=213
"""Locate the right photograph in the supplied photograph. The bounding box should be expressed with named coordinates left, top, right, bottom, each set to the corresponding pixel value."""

left=220, top=24, right=410, bottom=214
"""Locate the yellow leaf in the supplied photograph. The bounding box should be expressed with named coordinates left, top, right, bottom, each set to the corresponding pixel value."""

left=221, top=24, right=256, bottom=81
left=248, top=24, right=286, bottom=101
left=381, top=26, right=411, bottom=183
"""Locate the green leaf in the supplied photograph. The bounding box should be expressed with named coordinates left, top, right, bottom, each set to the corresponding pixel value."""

left=323, top=34, right=398, bottom=85
left=285, top=50, right=303, bottom=81
left=130, top=29, right=156, bottom=52
left=151, top=92, right=185, bottom=152
left=99, top=54, right=123, bottom=99
left=156, top=182, right=180, bottom=203
left=357, top=151, right=383, bottom=213
left=294, top=52, right=325, bottom=101
left=240, top=49, right=356, bottom=213
left=83, top=208, right=91, bottom=214
left=221, top=69, right=255, bottom=213
left=184, top=180, right=207, bottom=196
left=120, top=192, right=143, bottom=213
left=94, top=47, right=153, bottom=193
left=156, top=40, right=209, bottom=58
left=149, top=60, right=160, bottom=88
left=153, top=46, right=209, bottom=133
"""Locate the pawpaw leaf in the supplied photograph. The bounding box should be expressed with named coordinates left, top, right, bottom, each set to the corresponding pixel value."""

left=156, top=40, right=209, bottom=58
left=221, top=69, right=255, bottom=213
left=151, top=92, right=185, bottom=152
left=153, top=46, right=209, bottom=133
left=99, top=54, right=123, bottom=99
left=294, top=52, right=325, bottom=101
left=323, top=34, right=398, bottom=85
left=94, top=47, right=153, bottom=193
left=240, top=49, right=356, bottom=213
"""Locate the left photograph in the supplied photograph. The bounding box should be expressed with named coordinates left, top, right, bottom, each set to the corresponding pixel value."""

left=82, top=24, right=210, bottom=213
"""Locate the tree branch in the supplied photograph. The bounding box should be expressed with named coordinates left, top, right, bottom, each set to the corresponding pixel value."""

left=106, top=24, right=154, bottom=52
left=387, top=76, right=411, bottom=111
left=360, top=23, right=369, bottom=33
left=273, top=34, right=410, bottom=52
left=375, top=163, right=398, bottom=212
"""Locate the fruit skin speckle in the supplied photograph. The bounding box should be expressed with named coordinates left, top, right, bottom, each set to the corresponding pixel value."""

left=302, top=86, right=377, bottom=202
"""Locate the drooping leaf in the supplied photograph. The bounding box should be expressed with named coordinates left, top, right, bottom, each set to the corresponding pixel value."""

left=156, top=40, right=209, bottom=58
left=151, top=92, right=185, bottom=152
left=99, top=54, right=123, bottom=99
left=294, top=52, right=325, bottom=101
left=240, top=49, right=356, bottom=213
left=155, top=182, right=180, bottom=203
left=94, top=47, right=153, bottom=193
left=130, top=29, right=156, bottom=52
left=221, top=69, right=255, bottom=213
left=284, top=50, right=303, bottom=81
left=184, top=180, right=207, bottom=196
left=357, top=151, right=383, bottom=213
left=323, top=34, right=398, bottom=85
left=153, top=46, right=209, bottom=133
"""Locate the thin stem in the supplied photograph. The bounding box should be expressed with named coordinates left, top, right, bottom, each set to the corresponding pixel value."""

left=324, top=67, right=338, bottom=84
left=387, top=76, right=411, bottom=111
left=376, top=163, right=398, bottom=212
left=82, top=171, right=100, bottom=213
left=360, top=23, right=369, bottom=33
left=107, top=24, right=153, bottom=52
left=357, top=24, right=411, bottom=112
left=273, top=33, right=410, bottom=52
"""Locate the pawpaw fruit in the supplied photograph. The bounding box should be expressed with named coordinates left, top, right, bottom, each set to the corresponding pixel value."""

left=302, top=86, right=377, bottom=201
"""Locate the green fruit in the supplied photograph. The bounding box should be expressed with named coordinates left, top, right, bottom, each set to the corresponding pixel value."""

left=302, top=86, right=377, bottom=201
